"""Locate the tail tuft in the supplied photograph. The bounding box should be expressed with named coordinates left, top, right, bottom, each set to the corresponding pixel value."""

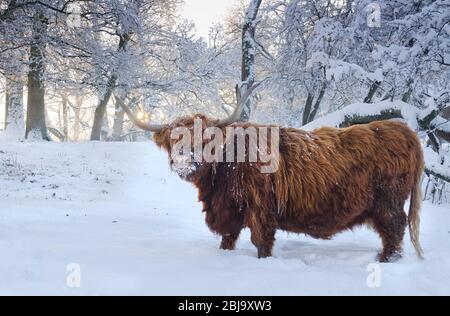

left=409, top=179, right=424, bottom=259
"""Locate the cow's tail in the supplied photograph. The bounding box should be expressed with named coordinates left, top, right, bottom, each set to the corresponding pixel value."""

left=409, top=170, right=424, bottom=259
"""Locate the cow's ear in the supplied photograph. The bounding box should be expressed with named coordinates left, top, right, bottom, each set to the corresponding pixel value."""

left=153, top=126, right=171, bottom=152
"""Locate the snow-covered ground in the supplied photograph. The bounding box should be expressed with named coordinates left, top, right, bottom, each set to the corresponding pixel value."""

left=0, top=141, right=449, bottom=295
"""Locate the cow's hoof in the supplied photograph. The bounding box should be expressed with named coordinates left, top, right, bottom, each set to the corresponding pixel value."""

left=220, top=236, right=237, bottom=250
left=257, top=247, right=272, bottom=258
left=220, top=244, right=235, bottom=251
left=377, top=251, right=402, bottom=263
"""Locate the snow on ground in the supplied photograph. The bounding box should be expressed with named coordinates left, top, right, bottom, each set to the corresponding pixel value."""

left=0, top=141, right=449, bottom=295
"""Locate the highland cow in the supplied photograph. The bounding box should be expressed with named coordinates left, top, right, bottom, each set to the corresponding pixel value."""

left=119, top=86, right=424, bottom=262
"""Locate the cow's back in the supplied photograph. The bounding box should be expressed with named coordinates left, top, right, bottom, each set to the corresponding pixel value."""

left=275, top=120, right=422, bottom=237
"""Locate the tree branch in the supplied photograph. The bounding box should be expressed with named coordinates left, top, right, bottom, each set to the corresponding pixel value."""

left=425, top=168, right=450, bottom=183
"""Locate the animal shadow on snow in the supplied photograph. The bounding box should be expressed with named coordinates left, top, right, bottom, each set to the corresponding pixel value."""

left=221, top=230, right=379, bottom=265
left=276, top=239, right=378, bottom=265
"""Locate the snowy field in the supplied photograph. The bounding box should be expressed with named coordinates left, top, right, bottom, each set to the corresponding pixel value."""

left=0, top=141, right=449, bottom=295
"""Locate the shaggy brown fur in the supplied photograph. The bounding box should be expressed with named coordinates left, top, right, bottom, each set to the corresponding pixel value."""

left=152, top=115, right=424, bottom=262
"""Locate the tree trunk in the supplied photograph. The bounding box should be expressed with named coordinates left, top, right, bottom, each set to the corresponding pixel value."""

left=363, top=81, right=381, bottom=103
left=402, top=86, right=413, bottom=103
left=302, top=83, right=326, bottom=125
left=72, top=96, right=82, bottom=141
left=3, top=77, right=24, bottom=139
left=4, top=84, right=9, bottom=130
left=25, top=10, right=48, bottom=140
left=239, top=0, right=262, bottom=121
left=302, top=93, right=314, bottom=126
left=425, top=168, right=450, bottom=183
left=90, top=33, right=129, bottom=140
left=62, top=94, right=69, bottom=141
left=111, top=94, right=126, bottom=141
left=338, top=109, right=404, bottom=128
left=90, top=74, right=117, bottom=140
left=402, top=76, right=416, bottom=103
left=308, top=84, right=326, bottom=123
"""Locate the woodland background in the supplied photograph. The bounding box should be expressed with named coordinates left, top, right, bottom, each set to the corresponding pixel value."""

left=1, top=0, right=449, bottom=200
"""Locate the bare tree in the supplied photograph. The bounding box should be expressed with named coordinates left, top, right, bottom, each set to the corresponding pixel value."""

left=90, top=34, right=129, bottom=141
left=2, top=76, right=24, bottom=139
left=239, top=0, right=262, bottom=121
left=111, top=94, right=127, bottom=141
left=25, top=9, right=49, bottom=140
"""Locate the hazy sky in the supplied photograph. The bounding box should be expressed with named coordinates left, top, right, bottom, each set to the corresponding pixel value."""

left=181, top=0, right=237, bottom=39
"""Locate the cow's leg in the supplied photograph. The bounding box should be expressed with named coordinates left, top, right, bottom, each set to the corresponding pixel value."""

left=204, top=205, right=243, bottom=251
left=220, top=232, right=241, bottom=250
left=250, top=228, right=276, bottom=258
left=371, top=202, right=407, bottom=262
left=247, top=211, right=276, bottom=258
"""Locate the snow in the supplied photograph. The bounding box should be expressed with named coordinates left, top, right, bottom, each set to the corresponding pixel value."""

left=0, top=141, right=450, bottom=295
left=434, top=116, right=450, bottom=133
left=0, top=124, right=24, bottom=142
left=307, top=52, right=384, bottom=82
left=302, top=100, right=419, bottom=131
left=424, top=147, right=450, bottom=180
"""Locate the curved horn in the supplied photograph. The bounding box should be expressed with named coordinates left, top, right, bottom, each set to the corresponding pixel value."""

left=115, top=95, right=166, bottom=133
left=217, top=81, right=262, bottom=127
